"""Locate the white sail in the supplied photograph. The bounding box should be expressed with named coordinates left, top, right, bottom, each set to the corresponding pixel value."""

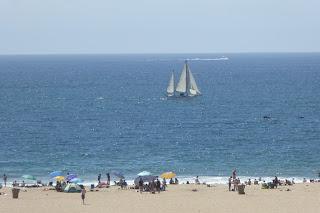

left=166, top=72, right=175, bottom=96
left=175, top=63, right=187, bottom=93
left=188, top=69, right=201, bottom=95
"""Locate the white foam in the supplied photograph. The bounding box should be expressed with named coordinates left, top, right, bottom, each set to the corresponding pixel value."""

left=76, top=176, right=308, bottom=186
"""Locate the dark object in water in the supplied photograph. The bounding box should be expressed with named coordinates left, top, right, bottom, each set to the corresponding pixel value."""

left=299, top=116, right=304, bottom=119
left=263, top=116, right=271, bottom=119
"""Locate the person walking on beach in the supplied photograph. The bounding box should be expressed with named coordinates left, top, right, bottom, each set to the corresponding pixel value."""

left=98, top=174, right=101, bottom=183
left=3, top=174, right=7, bottom=187
left=228, top=176, right=232, bottom=191
left=81, top=187, right=86, bottom=205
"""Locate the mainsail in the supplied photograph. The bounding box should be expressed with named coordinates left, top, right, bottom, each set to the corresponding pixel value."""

left=166, top=71, right=175, bottom=96
left=175, top=63, right=187, bottom=93
left=175, top=61, right=201, bottom=96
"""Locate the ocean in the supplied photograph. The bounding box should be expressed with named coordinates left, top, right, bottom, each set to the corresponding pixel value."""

left=0, top=53, right=320, bottom=184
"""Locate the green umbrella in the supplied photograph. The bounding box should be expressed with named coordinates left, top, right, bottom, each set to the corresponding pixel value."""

left=22, top=175, right=36, bottom=180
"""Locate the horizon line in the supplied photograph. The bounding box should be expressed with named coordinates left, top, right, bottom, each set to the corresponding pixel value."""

left=0, top=51, right=320, bottom=56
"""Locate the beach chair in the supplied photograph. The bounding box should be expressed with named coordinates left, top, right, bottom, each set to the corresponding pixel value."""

left=238, top=184, right=245, bottom=194
left=261, top=183, right=268, bottom=189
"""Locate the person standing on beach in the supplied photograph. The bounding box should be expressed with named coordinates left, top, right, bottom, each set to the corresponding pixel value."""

left=228, top=176, right=232, bottom=191
left=138, top=178, right=144, bottom=194
left=3, top=174, right=7, bottom=187
left=156, top=179, right=161, bottom=193
left=232, top=169, right=237, bottom=180
left=106, top=173, right=110, bottom=185
left=98, top=174, right=101, bottom=183
left=81, top=187, right=86, bottom=205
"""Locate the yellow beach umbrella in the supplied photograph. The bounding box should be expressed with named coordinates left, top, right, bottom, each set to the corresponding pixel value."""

left=55, top=176, right=65, bottom=181
left=160, top=172, right=176, bottom=179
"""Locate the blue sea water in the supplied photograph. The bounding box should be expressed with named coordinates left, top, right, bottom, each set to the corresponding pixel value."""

left=0, top=53, right=320, bottom=184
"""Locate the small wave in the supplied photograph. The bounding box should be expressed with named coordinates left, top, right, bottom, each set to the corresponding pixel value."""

left=96, top=97, right=104, bottom=100
left=185, top=57, right=229, bottom=61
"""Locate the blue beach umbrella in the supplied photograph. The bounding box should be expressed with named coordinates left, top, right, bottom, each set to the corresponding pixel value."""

left=66, top=174, right=77, bottom=181
left=137, top=171, right=151, bottom=176
left=70, top=178, right=83, bottom=184
left=50, top=171, right=62, bottom=178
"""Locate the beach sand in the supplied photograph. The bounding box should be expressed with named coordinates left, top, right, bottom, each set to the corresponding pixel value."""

left=1, top=183, right=319, bottom=213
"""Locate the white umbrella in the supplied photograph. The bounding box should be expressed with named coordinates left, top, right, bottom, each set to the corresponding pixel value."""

left=137, top=171, right=151, bottom=176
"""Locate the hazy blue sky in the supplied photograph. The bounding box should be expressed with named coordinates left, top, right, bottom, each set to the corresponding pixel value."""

left=0, top=0, right=319, bottom=54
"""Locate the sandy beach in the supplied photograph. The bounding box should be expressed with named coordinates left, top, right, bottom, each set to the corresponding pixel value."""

left=1, top=183, right=320, bottom=213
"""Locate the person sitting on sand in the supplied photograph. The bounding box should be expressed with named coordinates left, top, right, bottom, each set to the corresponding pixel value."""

left=248, top=179, right=251, bottom=185
left=195, top=176, right=200, bottom=185
left=169, top=178, right=174, bottom=184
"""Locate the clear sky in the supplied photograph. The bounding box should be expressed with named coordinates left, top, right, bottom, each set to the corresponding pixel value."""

left=0, top=0, right=319, bottom=54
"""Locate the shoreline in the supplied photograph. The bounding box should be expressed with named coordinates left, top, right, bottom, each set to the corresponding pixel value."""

left=2, top=175, right=318, bottom=187
left=1, top=183, right=320, bottom=213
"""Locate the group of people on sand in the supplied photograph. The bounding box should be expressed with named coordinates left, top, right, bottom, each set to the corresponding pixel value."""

left=228, top=169, right=242, bottom=191
left=137, top=177, right=179, bottom=194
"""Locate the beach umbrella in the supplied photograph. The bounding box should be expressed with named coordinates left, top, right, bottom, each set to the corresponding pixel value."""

left=112, top=171, right=125, bottom=179
left=54, top=176, right=65, bottom=181
left=69, top=178, right=83, bottom=184
left=137, top=171, right=151, bottom=176
left=49, top=171, right=62, bottom=178
left=66, top=174, right=77, bottom=181
left=22, top=175, right=36, bottom=181
left=160, top=172, right=176, bottom=179
left=134, top=175, right=157, bottom=185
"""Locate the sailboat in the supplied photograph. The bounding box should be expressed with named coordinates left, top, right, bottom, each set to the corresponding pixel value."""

left=175, top=60, right=201, bottom=97
left=166, top=71, right=175, bottom=97
left=166, top=61, right=201, bottom=97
